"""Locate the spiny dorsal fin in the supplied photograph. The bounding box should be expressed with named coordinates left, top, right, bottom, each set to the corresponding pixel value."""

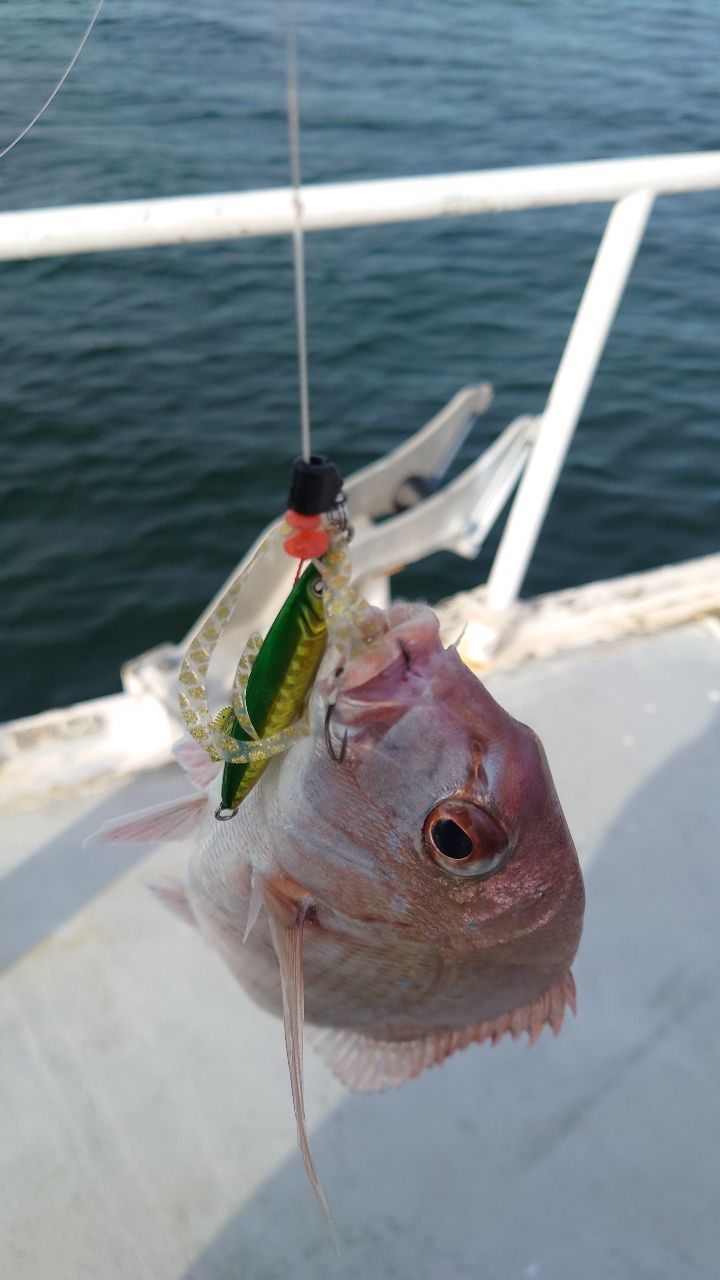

left=310, top=971, right=577, bottom=1093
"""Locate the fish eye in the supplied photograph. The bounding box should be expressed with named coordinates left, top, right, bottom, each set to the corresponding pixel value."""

left=422, top=799, right=511, bottom=880
left=310, top=577, right=325, bottom=597
left=430, top=820, right=472, bottom=859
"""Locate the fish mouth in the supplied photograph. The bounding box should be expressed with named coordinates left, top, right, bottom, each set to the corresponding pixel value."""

left=341, top=602, right=442, bottom=692
left=329, top=602, right=443, bottom=724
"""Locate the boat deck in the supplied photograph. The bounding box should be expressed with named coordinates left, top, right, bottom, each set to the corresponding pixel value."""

left=2, top=618, right=719, bottom=1279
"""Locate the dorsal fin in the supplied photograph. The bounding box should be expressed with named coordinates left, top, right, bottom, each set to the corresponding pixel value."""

left=310, top=971, right=577, bottom=1093
left=263, top=883, right=336, bottom=1243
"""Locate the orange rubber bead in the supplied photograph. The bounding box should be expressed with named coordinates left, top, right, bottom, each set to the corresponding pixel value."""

left=284, top=528, right=330, bottom=558
left=284, top=508, right=322, bottom=530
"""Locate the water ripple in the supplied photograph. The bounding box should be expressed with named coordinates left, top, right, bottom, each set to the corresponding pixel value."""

left=0, top=0, right=718, bottom=718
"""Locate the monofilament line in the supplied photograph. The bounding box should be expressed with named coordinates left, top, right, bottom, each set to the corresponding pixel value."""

left=285, top=0, right=312, bottom=463
left=0, top=0, right=106, bottom=161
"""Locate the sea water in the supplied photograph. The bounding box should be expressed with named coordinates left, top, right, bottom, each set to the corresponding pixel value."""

left=0, top=0, right=718, bottom=719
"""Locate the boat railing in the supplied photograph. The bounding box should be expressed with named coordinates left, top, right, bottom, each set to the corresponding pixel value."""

left=2, top=151, right=719, bottom=612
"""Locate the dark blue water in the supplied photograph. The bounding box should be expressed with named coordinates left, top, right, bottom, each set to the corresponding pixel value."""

left=1, top=0, right=718, bottom=721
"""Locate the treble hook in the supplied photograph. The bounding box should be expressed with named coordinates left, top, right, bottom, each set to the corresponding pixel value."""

left=324, top=701, right=348, bottom=763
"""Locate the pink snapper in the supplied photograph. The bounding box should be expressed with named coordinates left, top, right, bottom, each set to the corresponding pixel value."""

left=93, top=600, right=584, bottom=1223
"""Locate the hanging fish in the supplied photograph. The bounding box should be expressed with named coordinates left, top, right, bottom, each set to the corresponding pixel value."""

left=90, top=587, right=584, bottom=1227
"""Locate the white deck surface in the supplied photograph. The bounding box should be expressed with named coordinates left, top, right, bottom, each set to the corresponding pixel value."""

left=1, top=620, right=719, bottom=1279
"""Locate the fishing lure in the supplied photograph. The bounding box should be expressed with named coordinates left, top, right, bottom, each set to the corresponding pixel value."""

left=178, top=455, right=378, bottom=818
left=215, top=560, right=328, bottom=817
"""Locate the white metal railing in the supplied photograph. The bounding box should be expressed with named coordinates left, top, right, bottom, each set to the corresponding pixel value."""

left=486, top=188, right=655, bottom=610
left=1, top=152, right=719, bottom=260
left=3, top=151, right=719, bottom=610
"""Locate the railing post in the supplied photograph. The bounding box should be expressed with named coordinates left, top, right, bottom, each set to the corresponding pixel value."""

left=485, top=188, right=655, bottom=613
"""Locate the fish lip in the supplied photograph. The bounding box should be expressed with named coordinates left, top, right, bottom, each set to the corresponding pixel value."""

left=326, top=604, right=443, bottom=708
left=337, top=648, right=407, bottom=697
left=330, top=648, right=422, bottom=725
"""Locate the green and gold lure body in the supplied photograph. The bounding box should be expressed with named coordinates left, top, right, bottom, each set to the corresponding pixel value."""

left=216, top=562, right=327, bottom=814
left=178, top=519, right=377, bottom=818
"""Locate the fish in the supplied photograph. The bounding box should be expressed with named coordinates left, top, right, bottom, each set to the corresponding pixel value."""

left=90, top=597, right=584, bottom=1225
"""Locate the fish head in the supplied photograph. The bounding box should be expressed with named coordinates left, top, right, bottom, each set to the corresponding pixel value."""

left=275, top=599, right=583, bottom=982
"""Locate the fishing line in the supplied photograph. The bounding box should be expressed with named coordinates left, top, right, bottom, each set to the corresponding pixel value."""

left=285, top=0, right=312, bottom=463
left=0, top=0, right=106, bottom=161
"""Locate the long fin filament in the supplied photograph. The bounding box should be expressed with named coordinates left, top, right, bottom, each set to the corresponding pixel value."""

left=266, top=899, right=336, bottom=1242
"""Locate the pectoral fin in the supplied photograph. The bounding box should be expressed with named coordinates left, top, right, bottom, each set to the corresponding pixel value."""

left=83, top=793, right=207, bottom=846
